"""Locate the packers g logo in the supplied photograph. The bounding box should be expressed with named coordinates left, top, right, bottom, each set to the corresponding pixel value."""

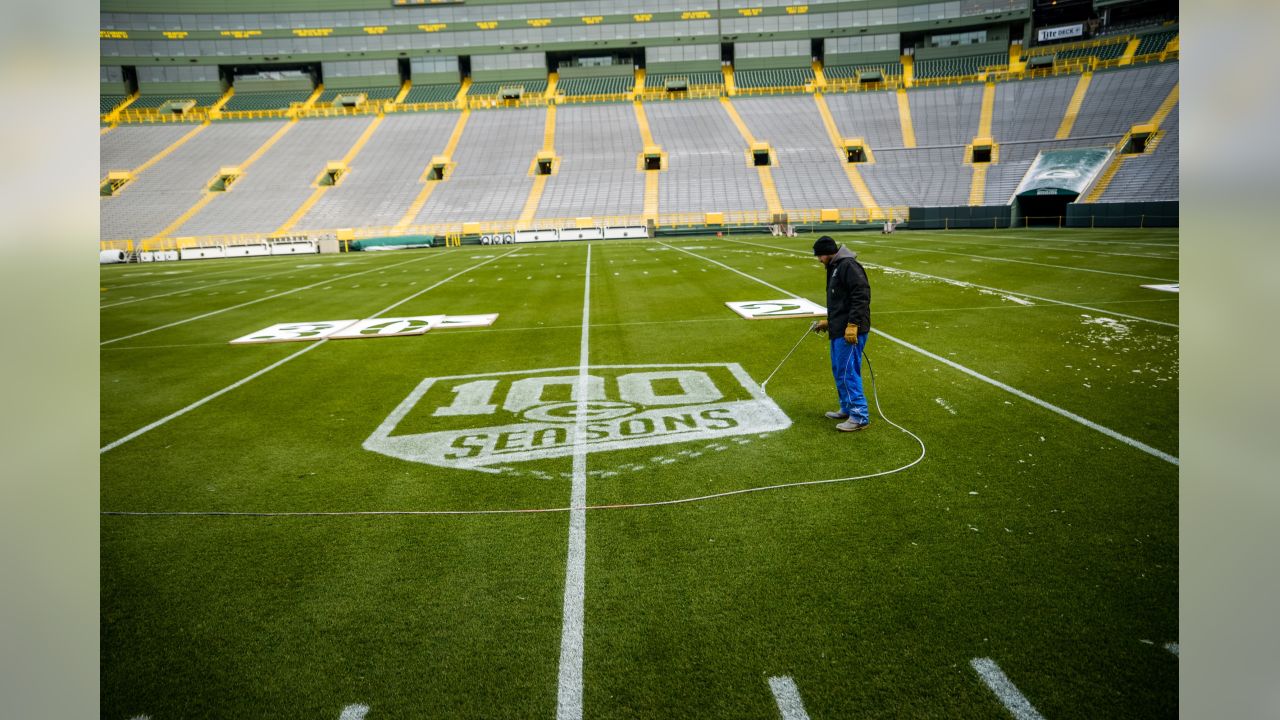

left=364, top=364, right=791, bottom=472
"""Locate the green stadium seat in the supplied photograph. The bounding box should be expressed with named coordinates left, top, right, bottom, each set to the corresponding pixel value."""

left=913, top=53, right=1006, bottom=80
left=733, top=67, right=815, bottom=89
left=317, top=86, right=399, bottom=103
left=558, top=76, right=635, bottom=96
left=467, top=80, right=549, bottom=97
left=646, top=71, right=724, bottom=90
left=1136, top=30, right=1176, bottom=55
left=403, top=84, right=461, bottom=103
left=824, top=63, right=904, bottom=81
left=221, top=90, right=314, bottom=111
left=101, top=94, right=128, bottom=114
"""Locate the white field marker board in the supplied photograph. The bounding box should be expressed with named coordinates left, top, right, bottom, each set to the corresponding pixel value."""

left=329, top=315, right=445, bottom=339
left=726, top=299, right=827, bottom=320
left=231, top=314, right=496, bottom=344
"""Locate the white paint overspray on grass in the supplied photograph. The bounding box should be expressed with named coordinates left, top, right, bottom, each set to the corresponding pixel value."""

left=768, top=676, right=812, bottom=720
left=720, top=237, right=1178, bottom=329
left=556, top=244, right=591, bottom=720
left=338, top=704, right=369, bottom=720
left=908, top=232, right=1180, bottom=261
left=101, top=252, right=438, bottom=346
left=867, top=240, right=1178, bottom=282
left=971, top=658, right=1045, bottom=720
left=663, top=241, right=1179, bottom=467
left=100, top=250, right=519, bottom=454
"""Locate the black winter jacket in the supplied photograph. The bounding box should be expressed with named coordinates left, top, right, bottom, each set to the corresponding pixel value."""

left=824, top=246, right=871, bottom=340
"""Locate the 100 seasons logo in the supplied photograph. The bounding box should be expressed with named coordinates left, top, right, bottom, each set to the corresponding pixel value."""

left=364, top=364, right=791, bottom=472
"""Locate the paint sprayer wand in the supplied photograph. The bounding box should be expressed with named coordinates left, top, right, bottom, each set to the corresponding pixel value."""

left=761, top=320, right=820, bottom=389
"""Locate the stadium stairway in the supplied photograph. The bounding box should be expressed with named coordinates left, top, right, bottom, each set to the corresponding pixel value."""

left=396, top=109, right=472, bottom=228
left=723, top=65, right=736, bottom=96
left=1119, top=37, right=1142, bottom=65
left=1056, top=72, right=1093, bottom=138
left=633, top=101, right=661, bottom=222
left=901, top=53, right=914, bottom=88
left=394, top=80, right=412, bottom=104
left=811, top=60, right=827, bottom=90
left=517, top=104, right=557, bottom=227
left=812, top=93, right=880, bottom=214
left=273, top=115, right=386, bottom=234
left=1084, top=82, right=1179, bottom=202
left=896, top=89, right=917, bottom=147
left=149, top=119, right=299, bottom=240
left=968, top=82, right=997, bottom=205
left=720, top=97, right=783, bottom=216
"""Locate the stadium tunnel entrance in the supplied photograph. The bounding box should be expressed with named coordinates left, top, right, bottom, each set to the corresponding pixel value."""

left=1015, top=190, right=1077, bottom=227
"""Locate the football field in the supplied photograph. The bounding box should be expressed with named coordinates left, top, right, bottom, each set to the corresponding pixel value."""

left=100, top=228, right=1179, bottom=719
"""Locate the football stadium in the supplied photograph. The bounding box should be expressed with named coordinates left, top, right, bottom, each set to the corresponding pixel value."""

left=99, top=0, right=1179, bottom=716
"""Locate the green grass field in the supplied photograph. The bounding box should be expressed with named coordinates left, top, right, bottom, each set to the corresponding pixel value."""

left=100, top=228, right=1179, bottom=719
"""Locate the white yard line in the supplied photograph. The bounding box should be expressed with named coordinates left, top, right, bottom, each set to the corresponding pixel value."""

left=100, top=253, right=443, bottom=346
left=970, top=658, right=1046, bottom=720
left=867, top=241, right=1177, bottom=282
left=661, top=241, right=1179, bottom=467
left=1164, top=642, right=1179, bottom=657
left=719, top=238, right=1178, bottom=329
left=338, top=704, right=370, bottom=720
left=900, top=233, right=1179, bottom=261
left=556, top=244, right=591, bottom=720
left=100, top=250, right=516, bottom=454
left=768, top=676, right=813, bottom=720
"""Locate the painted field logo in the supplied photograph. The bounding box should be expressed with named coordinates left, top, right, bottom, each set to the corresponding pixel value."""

left=364, top=364, right=790, bottom=472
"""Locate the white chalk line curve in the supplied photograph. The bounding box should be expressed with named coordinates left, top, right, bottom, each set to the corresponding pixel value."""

left=100, top=249, right=519, bottom=454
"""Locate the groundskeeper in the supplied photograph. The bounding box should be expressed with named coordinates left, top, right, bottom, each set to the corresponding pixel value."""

left=811, top=235, right=871, bottom=431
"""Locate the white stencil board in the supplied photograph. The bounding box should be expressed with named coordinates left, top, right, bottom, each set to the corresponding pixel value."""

left=436, top=314, right=500, bottom=329
left=330, top=315, right=446, bottom=339
left=229, top=320, right=359, bottom=344
left=725, top=299, right=827, bottom=320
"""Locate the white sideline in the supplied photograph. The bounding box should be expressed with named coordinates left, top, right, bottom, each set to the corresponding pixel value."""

left=338, top=704, right=369, bottom=720
left=970, top=658, right=1045, bottom=720
left=768, top=676, right=813, bottom=720
left=660, top=242, right=1179, bottom=467
left=867, top=241, right=1178, bottom=282
left=556, top=244, right=591, bottom=720
left=721, top=237, right=1178, bottom=328
left=99, top=250, right=517, bottom=454
left=100, top=252, right=438, bottom=346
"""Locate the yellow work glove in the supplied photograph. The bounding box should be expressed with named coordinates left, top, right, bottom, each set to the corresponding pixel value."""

left=812, top=319, right=829, bottom=335
left=844, top=323, right=859, bottom=344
